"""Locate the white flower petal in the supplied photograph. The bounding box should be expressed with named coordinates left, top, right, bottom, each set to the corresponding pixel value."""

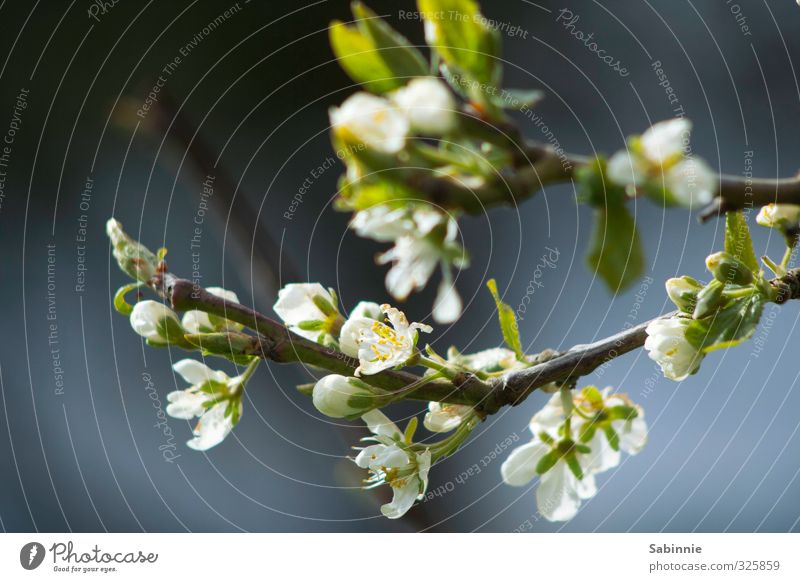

left=536, top=461, right=582, bottom=522
left=338, top=317, right=374, bottom=358
left=433, top=280, right=462, bottom=324
left=641, top=118, right=691, bottom=164
left=382, top=476, right=421, bottom=519
left=165, top=390, right=207, bottom=419
left=615, top=415, right=648, bottom=454
left=501, top=441, right=549, bottom=487
left=173, top=359, right=224, bottom=386
left=186, top=402, right=237, bottom=451
left=361, top=409, right=402, bottom=440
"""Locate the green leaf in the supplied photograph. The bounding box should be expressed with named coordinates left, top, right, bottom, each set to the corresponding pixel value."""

left=724, top=211, right=759, bottom=273
left=113, top=282, right=143, bottom=316
left=330, top=21, right=400, bottom=93
left=577, top=157, right=626, bottom=208
left=351, top=2, right=428, bottom=79
left=486, top=278, right=524, bottom=359
left=492, top=88, right=544, bottom=111
left=535, top=450, right=559, bottom=475
left=330, top=3, right=428, bottom=94
left=404, top=416, right=419, bottom=444
left=586, top=204, right=645, bottom=293
left=685, top=292, right=765, bottom=353
left=418, top=0, right=500, bottom=87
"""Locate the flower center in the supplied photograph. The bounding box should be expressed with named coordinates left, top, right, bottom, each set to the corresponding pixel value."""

left=367, top=321, right=408, bottom=362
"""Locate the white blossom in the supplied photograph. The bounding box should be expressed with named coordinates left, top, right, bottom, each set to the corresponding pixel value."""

left=379, top=216, right=458, bottom=301
left=351, top=204, right=446, bottom=243
left=130, top=301, right=182, bottom=343
left=391, top=77, right=457, bottom=136
left=355, top=410, right=431, bottom=519
left=312, top=374, right=377, bottom=418
left=353, top=304, right=432, bottom=376
left=424, top=402, right=473, bottom=433
left=181, top=287, right=242, bottom=334
left=501, top=387, right=647, bottom=522
left=644, top=317, right=704, bottom=381
left=663, top=158, right=716, bottom=208
left=639, top=118, right=690, bottom=165
left=166, top=359, right=245, bottom=451
left=607, top=118, right=715, bottom=207
left=273, top=283, right=338, bottom=342
left=501, top=441, right=597, bottom=522
left=756, top=203, right=800, bottom=230
left=330, top=92, right=408, bottom=154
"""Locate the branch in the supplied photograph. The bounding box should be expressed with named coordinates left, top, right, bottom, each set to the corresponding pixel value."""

left=411, top=116, right=800, bottom=219
left=151, top=271, right=490, bottom=406
left=149, top=267, right=800, bottom=415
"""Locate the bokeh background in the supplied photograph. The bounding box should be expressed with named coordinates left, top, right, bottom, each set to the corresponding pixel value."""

left=2, top=0, right=800, bottom=532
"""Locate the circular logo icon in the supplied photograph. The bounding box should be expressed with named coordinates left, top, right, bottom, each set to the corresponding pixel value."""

left=20, top=542, right=46, bottom=570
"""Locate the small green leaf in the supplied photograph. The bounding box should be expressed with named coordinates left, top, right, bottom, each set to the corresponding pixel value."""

left=605, top=405, right=638, bottom=421
left=330, top=21, right=401, bottom=93
left=486, top=278, right=524, bottom=359
left=603, top=426, right=620, bottom=452
left=578, top=423, right=596, bottom=443
left=351, top=2, right=428, bottom=79
left=724, top=211, right=759, bottom=273
left=113, top=282, right=143, bottom=316
left=535, top=450, right=559, bottom=475
left=404, top=416, right=419, bottom=444
left=418, top=0, right=500, bottom=88
left=586, top=204, right=645, bottom=293
left=330, top=3, right=427, bottom=94
left=492, top=88, right=544, bottom=111
left=685, top=292, right=765, bottom=353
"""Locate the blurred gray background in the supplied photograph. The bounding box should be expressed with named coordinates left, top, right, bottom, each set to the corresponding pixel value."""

left=1, top=0, right=800, bottom=532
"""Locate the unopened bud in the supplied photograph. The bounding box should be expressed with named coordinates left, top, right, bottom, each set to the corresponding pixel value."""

left=706, top=251, right=753, bottom=285
left=693, top=279, right=724, bottom=320
left=665, top=276, right=702, bottom=313
left=106, top=218, right=158, bottom=282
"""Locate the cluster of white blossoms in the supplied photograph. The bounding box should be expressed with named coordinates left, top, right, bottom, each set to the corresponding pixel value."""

left=127, top=288, right=257, bottom=451
left=355, top=410, right=432, bottom=519
left=330, top=78, right=467, bottom=323
left=607, top=118, right=716, bottom=208
left=271, top=283, right=436, bottom=416
left=166, top=359, right=248, bottom=451
left=502, top=387, right=647, bottom=521
left=330, top=77, right=458, bottom=154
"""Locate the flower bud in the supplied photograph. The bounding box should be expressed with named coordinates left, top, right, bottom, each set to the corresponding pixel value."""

left=106, top=218, right=158, bottom=282
left=692, top=279, right=724, bottom=320
left=705, top=251, right=753, bottom=285
left=312, top=375, right=382, bottom=419
left=391, top=77, right=457, bottom=136
left=130, top=300, right=184, bottom=345
left=329, top=92, right=408, bottom=154
left=665, top=276, right=702, bottom=313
